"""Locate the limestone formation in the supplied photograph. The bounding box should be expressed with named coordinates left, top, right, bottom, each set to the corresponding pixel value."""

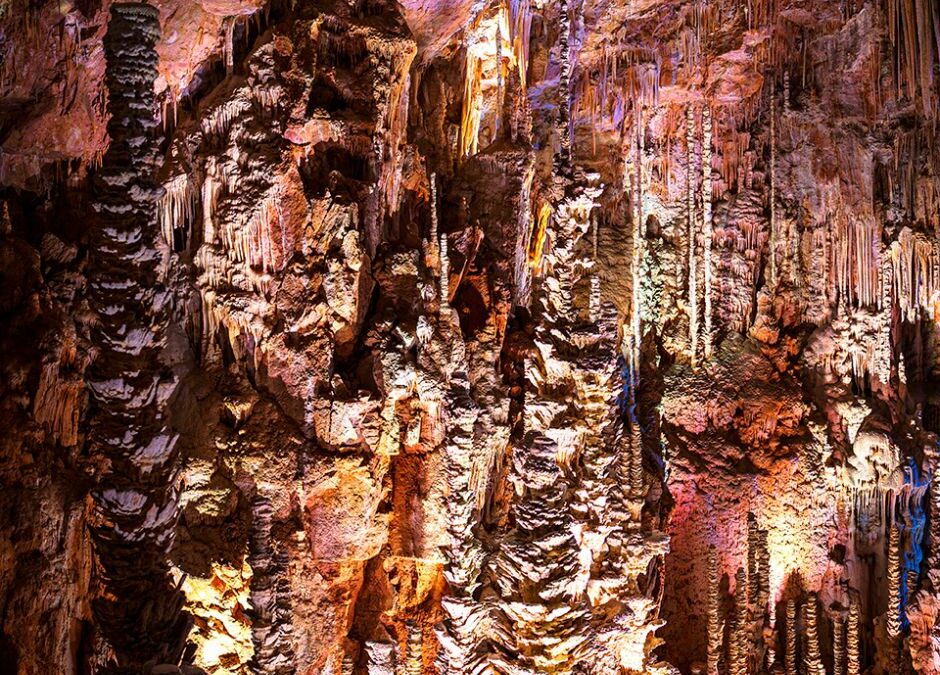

left=0, top=0, right=937, bottom=673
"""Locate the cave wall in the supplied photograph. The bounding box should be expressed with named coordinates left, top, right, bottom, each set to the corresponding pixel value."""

left=0, top=0, right=938, bottom=674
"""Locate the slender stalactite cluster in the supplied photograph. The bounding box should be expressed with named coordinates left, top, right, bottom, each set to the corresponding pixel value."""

left=86, top=2, right=190, bottom=668
left=556, top=0, right=572, bottom=176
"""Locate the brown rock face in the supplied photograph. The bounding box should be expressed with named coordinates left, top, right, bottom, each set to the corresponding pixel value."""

left=1, top=0, right=939, bottom=674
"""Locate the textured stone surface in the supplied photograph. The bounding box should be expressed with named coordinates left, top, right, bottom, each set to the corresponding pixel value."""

left=0, top=0, right=938, bottom=674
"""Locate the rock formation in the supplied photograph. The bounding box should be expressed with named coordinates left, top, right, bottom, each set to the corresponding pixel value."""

left=0, top=0, right=938, bottom=674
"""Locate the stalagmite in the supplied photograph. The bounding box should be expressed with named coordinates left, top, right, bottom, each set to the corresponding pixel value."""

left=732, top=567, right=748, bottom=675
left=748, top=513, right=760, bottom=605
left=3, top=0, right=939, bottom=672
left=786, top=600, right=797, bottom=675
left=887, top=525, right=902, bottom=639
left=432, top=172, right=449, bottom=306
left=405, top=622, right=423, bottom=675
left=847, top=600, right=860, bottom=675
left=833, top=612, right=845, bottom=675
left=86, top=3, right=190, bottom=667
left=430, top=172, right=439, bottom=246
left=707, top=546, right=722, bottom=675
left=688, top=104, right=698, bottom=367
left=757, top=530, right=770, bottom=613
left=590, top=213, right=601, bottom=321
left=702, top=104, right=713, bottom=360
left=440, top=233, right=450, bottom=305
left=803, top=594, right=825, bottom=675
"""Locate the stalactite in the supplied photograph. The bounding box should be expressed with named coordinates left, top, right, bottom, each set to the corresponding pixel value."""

left=707, top=546, right=722, bottom=675
left=556, top=0, right=572, bottom=174
left=687, top=104, right=698, bottom=367
left=702, top=104, right=713, bottom=360
left=629, top=112, right=644, bottom=390
left=495, top=19, right=504, bottom=140
left=803, top=594, right=825, bottom=675
left=224, top=17, right=236, bottom=75
left=460, top=55, right=483, bottom=158
left=529, top=203, right=552, bottom=270
left=847, top=600, right=860, bottom=675
left=889, top=228, right=938, bottom=321
left=509, top=0, right=532, bottom=89
left=158, top=173, right=197, bottom=252
left=628, top=415, right=645, bottom=508
left=785, top=600, right=797, bottom=675
left=886, top=0, right=939, bottom=119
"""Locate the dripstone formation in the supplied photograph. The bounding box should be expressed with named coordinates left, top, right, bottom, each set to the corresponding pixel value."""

left=87, top=3, right=190, bottom=670
left=0, top=0, right=938, bottom=674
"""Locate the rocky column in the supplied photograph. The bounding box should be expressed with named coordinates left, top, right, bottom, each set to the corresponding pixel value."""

left=86, top=3, right=189, bottom=668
